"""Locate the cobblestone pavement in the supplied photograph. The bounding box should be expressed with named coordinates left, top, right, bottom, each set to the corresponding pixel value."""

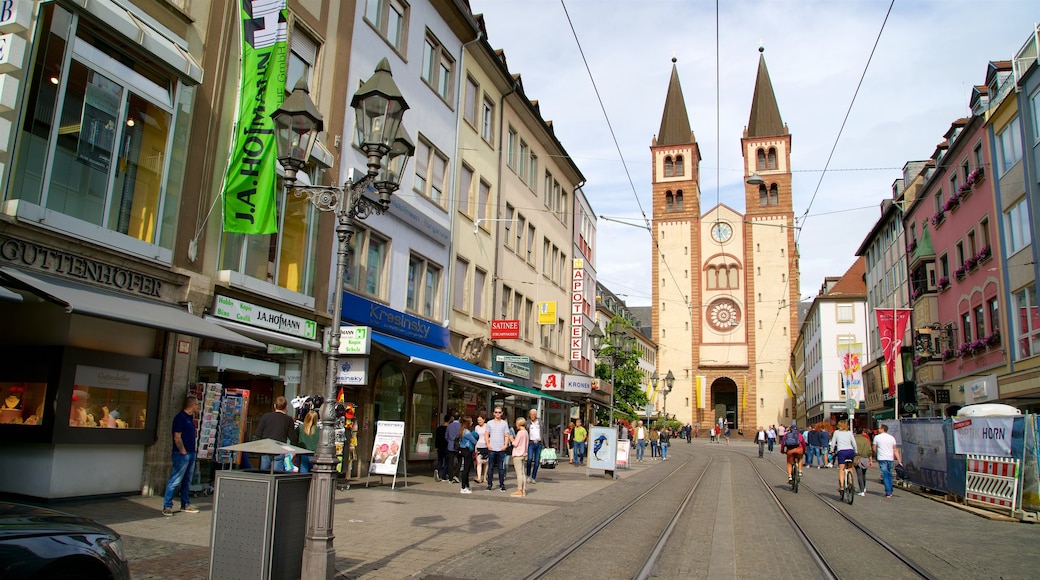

left=23, top=440, right=1040, bottom=579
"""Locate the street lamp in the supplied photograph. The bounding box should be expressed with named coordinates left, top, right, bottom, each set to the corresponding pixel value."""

left=649, top=371, right=659, bottom=424
left=272, top=58, right=411, bottom=580
left=662, top=370, right=675, bottom=422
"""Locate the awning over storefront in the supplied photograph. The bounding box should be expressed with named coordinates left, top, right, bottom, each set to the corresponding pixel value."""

left=0, top=267, right=263, bottom=349
left=205, top=315, right=322, bottom=351
left=370, top=331, right=511, bottom=384
left=0, top=285, right=22, bottom=302
left=451, top=374, right=569, bottom=405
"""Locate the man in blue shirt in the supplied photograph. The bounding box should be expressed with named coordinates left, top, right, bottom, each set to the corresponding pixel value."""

left=446, top=411, right=461, bottom=484
left=162, top=396, right=200, bottom=516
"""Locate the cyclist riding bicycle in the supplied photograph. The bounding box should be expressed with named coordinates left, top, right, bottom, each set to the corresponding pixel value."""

left=829, top=419, right=858, bottom=495
left=781, top=421, right=806, bottom=482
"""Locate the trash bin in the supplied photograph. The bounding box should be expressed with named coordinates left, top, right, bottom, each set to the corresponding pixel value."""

left=209, top=470, right=311, bottom=580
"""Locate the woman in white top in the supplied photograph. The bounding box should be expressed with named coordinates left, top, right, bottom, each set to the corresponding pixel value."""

left=829, top=420, right=858, bottom=494
left=474, top=414, right=489, bottom=484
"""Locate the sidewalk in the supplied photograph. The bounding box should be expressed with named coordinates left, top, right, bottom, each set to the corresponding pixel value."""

left=43, top=456, right=650, bottom=579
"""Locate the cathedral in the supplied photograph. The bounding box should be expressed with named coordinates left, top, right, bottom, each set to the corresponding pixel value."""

left=650, top=50, right=800, bottom=433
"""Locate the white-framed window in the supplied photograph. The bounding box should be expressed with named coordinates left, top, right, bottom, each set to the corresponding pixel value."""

left=1031, top=88, right=1040, bottom=144
left=996, top=116, right=1022, bottom=174
left=413, top=136, right=449, bottom=206
left=836, top=304, right=854, bottom=323
left=1006, top=197, right=1031, bottom=255
left=482, top=96, right=495, bottom=143
left=364, top=0, right=408, bottom=53
left=407, top=253, right=441, bottom=318
left=476, top=179, right=490, bottom=222
left=519, top=140, right=529, bottom=182
left=524, top=298, right=534, bottom=342
left=506, top=127, right=517, bottom=168
left=421, top=31, right=454, bottom=102
left=457, top=164, right=473, bottom=216
left=11, top=3, right=191, bottom=262
left=526, top=223, right=536, bottom=263
left=453, top=256, right=469, bottom=312
left=529, top=152, right=538, bottom=190
left=515, top=213, right=525, bottom=253
left=544, top=171, right=553, bottom=208
left=463, top=75, right=478, bottom=127
left=287, top=27, right=318, bottom=92
left=345, top=227, right=390, bottom=299
left=503, top=204, right=514, bottom=243
left=1014, top=284, right=1040, bottom=359
left=473, top=267, right=487, bottom=319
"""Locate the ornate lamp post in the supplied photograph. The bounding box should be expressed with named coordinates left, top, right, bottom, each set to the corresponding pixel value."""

left=272, top=58, right=412, bottom=580
left=649, top=371, right=659, bottom=424
left=662, top=370, right=675, bottom=422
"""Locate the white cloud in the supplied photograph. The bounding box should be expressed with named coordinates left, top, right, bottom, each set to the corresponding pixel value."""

left=470, top=0, right=1036, bottom=306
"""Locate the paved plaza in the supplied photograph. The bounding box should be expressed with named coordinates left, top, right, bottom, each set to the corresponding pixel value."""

left=30, top=439, right=1040, bottom=579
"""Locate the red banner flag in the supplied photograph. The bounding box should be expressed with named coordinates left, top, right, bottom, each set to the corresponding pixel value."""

left=876, top=309, right=912, bottom=396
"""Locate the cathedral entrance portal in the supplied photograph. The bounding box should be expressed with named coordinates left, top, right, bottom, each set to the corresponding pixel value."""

left=711, top=377, right=738, bottom=430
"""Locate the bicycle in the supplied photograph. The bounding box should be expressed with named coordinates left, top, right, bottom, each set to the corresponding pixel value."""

left=839, top=459, right=855, bottom=504
left=790, top=461, right=800, bottom=493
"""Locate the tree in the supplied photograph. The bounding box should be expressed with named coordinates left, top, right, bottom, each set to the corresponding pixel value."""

left=593, top=317, right=648, bottom=425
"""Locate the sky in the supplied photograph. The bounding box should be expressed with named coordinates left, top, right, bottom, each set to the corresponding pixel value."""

left=468, top=0, right=1038, bottom=307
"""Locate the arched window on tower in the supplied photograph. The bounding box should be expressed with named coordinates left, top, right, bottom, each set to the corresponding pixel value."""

left=729, top=265, right=740, bottom=288
left=759, top=184, right=768, bottom=206
left=664, top=156, right=674, bottom=177
left=705, top=266, right=716, bottom=289
left=675, top=190, right=684, bottom=211
left=675, top=155, right=684, bottom=176
left=756, top=148, right=766, bottom=170
left=665, top=191, right=674, bottom=212
left=767, top=147, right=777, bottom=169
left=769, top=183, right=779, bottom=205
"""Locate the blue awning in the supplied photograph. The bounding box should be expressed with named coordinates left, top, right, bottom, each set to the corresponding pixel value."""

left=371, top=332, right=512, bottom=384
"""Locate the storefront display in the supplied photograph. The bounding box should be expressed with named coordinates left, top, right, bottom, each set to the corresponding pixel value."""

left=68, top=365, right=149, bottom=429
left=0, top=382, right=46, bottom=425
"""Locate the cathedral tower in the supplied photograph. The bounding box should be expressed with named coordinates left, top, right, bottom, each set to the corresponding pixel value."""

left=651, top=51, right=799, bottom=433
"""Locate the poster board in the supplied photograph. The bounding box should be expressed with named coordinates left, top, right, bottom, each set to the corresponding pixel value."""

left=367, top=420, right=406, bottom=489
left=588, top=426, right=617, bottom=472
left=616, top=440, right=631, bottom=469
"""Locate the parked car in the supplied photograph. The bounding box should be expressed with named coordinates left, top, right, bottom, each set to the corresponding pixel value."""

left=0, top=501, right=130, bottom=579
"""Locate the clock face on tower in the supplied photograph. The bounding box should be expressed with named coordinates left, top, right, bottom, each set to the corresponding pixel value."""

left=707, top=298, right=741, bottom=332
left=711, top=221, right=733, bottom=243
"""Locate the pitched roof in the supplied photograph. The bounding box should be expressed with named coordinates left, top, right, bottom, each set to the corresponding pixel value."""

left=823, top=256, right=866, bottom=298
left=747, top=49, right=786, bottom=138
left=656, top=59, right=694, bottom=146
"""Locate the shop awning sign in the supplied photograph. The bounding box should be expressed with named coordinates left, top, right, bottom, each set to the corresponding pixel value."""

left=213, top=295, right=317, bottom=340
left=491, top=320, right=520, bottom=339
left=337, top=326, right=372, bottom=355
left=336, top=357, right=368, bottom=385
left=564, top=374, right=592, bottom=394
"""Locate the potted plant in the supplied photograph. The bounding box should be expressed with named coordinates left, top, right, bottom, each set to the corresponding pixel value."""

left=954, top=265, right=967, bottom=280
left=942, top=348, right=956, bottom=361
left=977, top=245, right=992, bottom=262
left=967, top=166, right=985, bottom=186
left=931, top=210, right=945, bottom=226
left=986, top=331, right=1001, bottom=347
left=942, top=193, right=960, bottom=213
left=958, top=342, right=975, bottom=358
left=965, top=255, right=979, bottom=271
left=937, top=276, right=951, bottom=290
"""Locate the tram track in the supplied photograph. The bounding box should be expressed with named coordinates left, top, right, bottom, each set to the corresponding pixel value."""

left=524, top=456, right=712, bottom=580
left=741, top=451, right=935, bottom=580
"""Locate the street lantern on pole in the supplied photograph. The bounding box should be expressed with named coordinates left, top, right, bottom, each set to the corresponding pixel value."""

left=662, top=370, right=675, bottom=422
left=649, top=371, right=659, bottom=423
left=272, top=58, right=411, bottom=580
left=590, top=324, right=633, bottom=430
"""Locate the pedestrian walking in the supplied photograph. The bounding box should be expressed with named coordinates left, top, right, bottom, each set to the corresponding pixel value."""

left=435, top=414, right=449, bottom=482
left=872, top=423, right=902, bottom=498
left=511, top=417, right=529, bottom=497
left=457, top=417, right=477, bottom=494
left=767, top=425, right=776, bottom=453
left=693, top=422, right=700, bottom=439
left=526, top=409, right=543, bottom=484
left=572, top=418, right=588, bottom=465
left=650, top=426, right=661, bottom=458
left=161, top=396, right=200, bottom=516
left=296, top=410, right=320, bottom=473
left=686, top=423, right=693, bottom=443
left=634, top=420, right=647, bottom=461
left=484, top=407, right=510, bottom=492
left=446, top=411, right=461, bottom=484
left=818, top=424, right=832, bottom=468
left=806, top=425, right=819, bottom=468
left=659, top=426, right=671, bottom=460
left=724, top=425, right=731, bottom=445
left=474, top=413, right=488, bottom=484
left=254, top=396, right=300, bottom=471
left=854, top=427, right=873, bottom=496
left=756, top=426, right=766, bottom=457
left=565, top=421, right=574, bottom=462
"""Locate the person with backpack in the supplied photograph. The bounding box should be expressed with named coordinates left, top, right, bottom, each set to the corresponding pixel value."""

left=781, top=421, right=806, bottom=483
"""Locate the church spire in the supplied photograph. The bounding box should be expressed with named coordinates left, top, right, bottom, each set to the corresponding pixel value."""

left=747, top=47, right=786, bottom=137
left=657, top=58, right=694, bottom=146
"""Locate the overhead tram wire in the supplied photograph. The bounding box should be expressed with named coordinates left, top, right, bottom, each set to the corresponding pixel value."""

left=757, top=0, right=895, bottom=365
left=559, top=0, right=693, bottom=317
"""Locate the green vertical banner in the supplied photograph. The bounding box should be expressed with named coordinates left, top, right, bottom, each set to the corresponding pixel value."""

left=222, top=0, right=288, bottom=234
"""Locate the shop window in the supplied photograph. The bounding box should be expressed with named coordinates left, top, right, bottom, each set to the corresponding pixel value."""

left=448, top=381, right=489, bottom=421
left=0, top=382, right=47, bottom=426
left=69, top=365, right=148, bottom=429
left=10, top=4, right=191, bottom=261
left=374, top=362, right=405, bottom=421
left=410, top=370, right=438, bottom=459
